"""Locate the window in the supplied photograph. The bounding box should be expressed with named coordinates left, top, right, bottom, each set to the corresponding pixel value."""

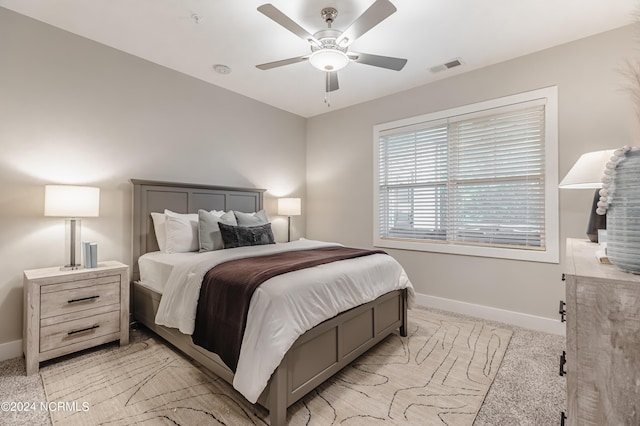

left=374, top=87, right=558, bottom=263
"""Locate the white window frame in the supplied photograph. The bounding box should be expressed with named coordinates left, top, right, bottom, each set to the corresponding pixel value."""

left=373, top=86, right=559, bottom=263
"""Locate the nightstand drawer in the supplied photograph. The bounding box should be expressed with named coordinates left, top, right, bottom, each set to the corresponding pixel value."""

left=40, top=309, right=120, bottom=352
left=40, top=278, right=120, bottom=319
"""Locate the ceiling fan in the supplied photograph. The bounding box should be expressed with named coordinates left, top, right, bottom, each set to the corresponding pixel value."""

left=256, top=0, right=407, bottom=95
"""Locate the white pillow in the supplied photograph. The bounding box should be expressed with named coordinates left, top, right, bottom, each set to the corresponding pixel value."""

left=198, top=210, right=237, bottom=252
left=162, top=210, right=199, bottom=253
left=150, top=212, right=167, bottom=252
left=234, top=209, right=269, bottom=226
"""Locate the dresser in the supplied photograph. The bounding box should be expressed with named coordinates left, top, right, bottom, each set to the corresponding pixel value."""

left=563, top=238, right=640, bottom=425
left=23, top=261, right=129, bottom=375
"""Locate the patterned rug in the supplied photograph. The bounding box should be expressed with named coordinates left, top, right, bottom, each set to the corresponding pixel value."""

left=41, top=309, right=512, bottom=425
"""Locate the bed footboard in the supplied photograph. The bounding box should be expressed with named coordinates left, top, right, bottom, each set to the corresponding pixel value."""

left=132, top=283, right=407, bottom=426
left=267, top=288, right=406, bottom=425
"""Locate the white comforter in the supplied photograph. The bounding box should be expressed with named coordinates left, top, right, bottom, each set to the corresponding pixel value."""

left=155, top=239, right=414, bottom=403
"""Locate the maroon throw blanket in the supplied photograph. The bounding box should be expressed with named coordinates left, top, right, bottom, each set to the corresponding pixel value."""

left=192, top=246, right=386, bottom=372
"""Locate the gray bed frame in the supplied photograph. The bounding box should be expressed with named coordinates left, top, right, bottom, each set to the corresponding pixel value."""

left=130, top=179, right=408, bottom=426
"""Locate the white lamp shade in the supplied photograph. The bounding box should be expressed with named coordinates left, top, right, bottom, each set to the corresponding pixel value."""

left=44, top=185, right=100, bottom=217
left=309, top=49, right=349, bottom=72
left=278, top=198, right=301, bottom=216
left=559, top=150, right=615, bottom=189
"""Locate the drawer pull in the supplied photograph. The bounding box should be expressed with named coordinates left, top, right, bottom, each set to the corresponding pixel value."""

left=559, top=300, right=566, bottom=322
left=67, top=295, right=100, bottom=304
left=561, top=411, right=567, bottom=425
left=559, top=350, right=567, bottom=376
left=67, top=325, right=100, bottom=336
left=561, top=273, right=566, bottom=281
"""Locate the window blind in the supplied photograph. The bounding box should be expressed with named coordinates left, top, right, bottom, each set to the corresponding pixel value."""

left=378, top=102, right=546, bottom=251
left=379, top=120, right=448, bottom=241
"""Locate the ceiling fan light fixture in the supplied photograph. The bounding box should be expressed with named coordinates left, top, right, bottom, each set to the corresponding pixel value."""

left=309, top=49, right=349, bottom=72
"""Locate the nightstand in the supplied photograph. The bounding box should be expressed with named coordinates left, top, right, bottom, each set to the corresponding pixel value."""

left=23, top=261, right=129, bottom=375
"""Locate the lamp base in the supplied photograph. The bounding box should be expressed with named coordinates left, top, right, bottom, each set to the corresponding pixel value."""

left=586, top=189, right=606, bottom=243
left=64, top=218, right=83, bottom=269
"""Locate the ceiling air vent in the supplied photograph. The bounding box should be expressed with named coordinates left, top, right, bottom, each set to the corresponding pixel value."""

left=430, top=58, right=463, bottom=73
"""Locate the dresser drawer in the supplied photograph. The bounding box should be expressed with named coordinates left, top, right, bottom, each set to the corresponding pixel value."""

left=40, top=277, right=120, bottom=319
left=40, top=309, right=120, bottom=353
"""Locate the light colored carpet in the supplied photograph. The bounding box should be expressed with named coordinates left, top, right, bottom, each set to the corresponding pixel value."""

left=40, top=309, right=512, bottom=425
left=474, top=326, right=566, bottom=425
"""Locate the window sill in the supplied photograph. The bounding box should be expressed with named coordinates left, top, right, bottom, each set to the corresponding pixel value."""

left=374, top=237, right=559, bottom=263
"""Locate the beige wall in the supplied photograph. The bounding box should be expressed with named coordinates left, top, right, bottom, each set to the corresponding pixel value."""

left=306, top=25, right=638, bottom=320
left=1, top=6, right=637, bottom=349
left=0, top=8, right=307, bottom=346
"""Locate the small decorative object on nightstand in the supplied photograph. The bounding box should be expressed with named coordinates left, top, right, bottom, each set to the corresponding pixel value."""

left=23, top=261, right=129, bottom=375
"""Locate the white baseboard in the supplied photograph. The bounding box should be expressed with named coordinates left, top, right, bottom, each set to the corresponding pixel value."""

left=0, top=296, right=562, bottom=363
left=0, top=339, right=23, bottom=363
left=414, top=292, right=565, bottom=335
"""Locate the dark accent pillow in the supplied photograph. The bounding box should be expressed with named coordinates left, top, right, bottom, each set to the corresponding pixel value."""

left=218, top=222, right=276, bottom=249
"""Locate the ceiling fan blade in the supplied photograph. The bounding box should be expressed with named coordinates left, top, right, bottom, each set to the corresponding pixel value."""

left=326, top=72, right=339, bottom=92
left=349, top=52, right=407, bottom=71
left=336, top=0, right=397, bottom=47
left=256, top=56, right=309, bottom=70
left=258, top=4, right=321, bottom=47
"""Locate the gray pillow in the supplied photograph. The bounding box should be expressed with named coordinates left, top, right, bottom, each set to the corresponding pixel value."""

left=218, top=222, right=275, bottom=249
left=198, top=210, right=237, bottom=252
left=234, top=209, right=269, bottom=226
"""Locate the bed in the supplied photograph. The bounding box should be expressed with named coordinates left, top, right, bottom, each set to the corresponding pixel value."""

left=130, top=179, right=412, bottom=426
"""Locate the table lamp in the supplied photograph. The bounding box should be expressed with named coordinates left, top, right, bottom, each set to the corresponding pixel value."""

left=559, top=150, right=614, bottom=242
left=44, top=185, right=100, bottom=269
left=277, top=198, right=301, bottom=242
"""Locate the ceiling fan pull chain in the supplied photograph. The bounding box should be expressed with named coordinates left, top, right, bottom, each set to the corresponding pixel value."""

left=324, top=73, right=331, bottom=107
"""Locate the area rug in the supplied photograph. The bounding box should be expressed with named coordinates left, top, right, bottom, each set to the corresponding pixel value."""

left=41, top=309, right=512, bottom=425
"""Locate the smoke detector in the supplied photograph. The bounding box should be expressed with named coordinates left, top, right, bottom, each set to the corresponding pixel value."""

left=213, top=64, right=232, bottom=75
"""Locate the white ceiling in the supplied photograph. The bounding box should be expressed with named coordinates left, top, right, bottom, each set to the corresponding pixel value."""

left=1, top=0, right=637, bottom=117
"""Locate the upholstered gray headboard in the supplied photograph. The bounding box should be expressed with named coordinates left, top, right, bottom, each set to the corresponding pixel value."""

left=131, top=179, right=265, bottom=281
